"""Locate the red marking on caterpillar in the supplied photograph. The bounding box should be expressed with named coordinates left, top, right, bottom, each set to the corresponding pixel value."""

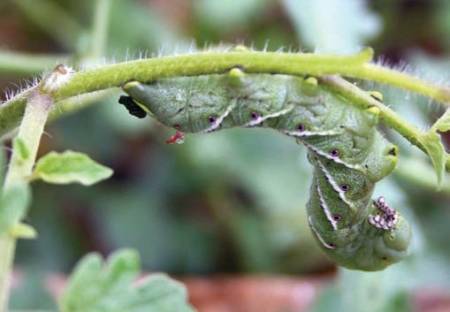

left=166, top=131, right=185, bottom=144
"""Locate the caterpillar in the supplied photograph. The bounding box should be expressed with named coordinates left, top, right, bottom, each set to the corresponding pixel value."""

left=118, top=68, right=411, bottom=271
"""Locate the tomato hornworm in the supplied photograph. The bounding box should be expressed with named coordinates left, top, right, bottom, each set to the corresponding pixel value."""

left=118, top=68, right=411, bottom=271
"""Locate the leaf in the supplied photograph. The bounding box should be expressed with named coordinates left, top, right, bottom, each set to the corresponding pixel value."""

left=33, top=151, right=113, bottom=186
left=433, top=109, right=450, bottom=132
left=59, top=249, right=194, bottom=312
left=282, top=0, right=380, bottom=53
left=10, top=222, right=37, bottom=239
left=419, top=131, right=447, bottom=186
left=0, top=184, right=31, bottom=235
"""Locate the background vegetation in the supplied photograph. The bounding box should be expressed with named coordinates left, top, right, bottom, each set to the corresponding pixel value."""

left=0, top=0, right=449, bottom=311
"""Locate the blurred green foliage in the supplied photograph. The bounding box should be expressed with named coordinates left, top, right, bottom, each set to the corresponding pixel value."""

left=59, top=249, right=194, bottom=312
left=0, top=0, right=450, bottom=311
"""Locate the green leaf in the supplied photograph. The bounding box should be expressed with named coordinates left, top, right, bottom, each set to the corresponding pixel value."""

left=433, top=109, right=450, bottom=132
left=60, top=249, right=194, bottom=312
left=10, top=222, right=37, bottom=239
left=33, top=151, right=113, bottom=186
left=0, top=184, right=31, bottom=235
left=420, top=131, right=447, bottom=186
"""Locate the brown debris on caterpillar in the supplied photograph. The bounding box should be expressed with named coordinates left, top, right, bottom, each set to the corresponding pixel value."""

left=368, top=196, right=398, bottom=230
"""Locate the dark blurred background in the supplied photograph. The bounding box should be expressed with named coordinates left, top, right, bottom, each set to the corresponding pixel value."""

left=1, top=0, right=450, bottom=311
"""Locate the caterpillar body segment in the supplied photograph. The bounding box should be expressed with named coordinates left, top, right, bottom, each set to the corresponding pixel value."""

left=120, top=71, right=411, bottom=271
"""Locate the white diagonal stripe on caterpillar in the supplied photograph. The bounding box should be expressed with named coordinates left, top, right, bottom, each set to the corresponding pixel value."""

left=308, top=217, right=336, bottom=249
left=283, top=129, right=342, bottom=138
left=204, top=101, right=237, bottom=133
left=244, top=105, right=295, bottom=127
left=316, top=181, right=338, bottom=230
left=314, top=157, right=356, bottom=212
left=303, top=141, right=363, bottom=171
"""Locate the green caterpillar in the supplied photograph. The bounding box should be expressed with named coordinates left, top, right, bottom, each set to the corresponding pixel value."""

left=118, top=68, right=411, bottom=271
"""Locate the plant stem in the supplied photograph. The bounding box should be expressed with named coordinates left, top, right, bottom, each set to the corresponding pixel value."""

left=3, top=91, right=52, bottom=187
left=0, top=50, right=68, bottom=76
left=340, top=63, right=450, bottom=104
left=0, top=88, right=54, bottom=312
left=319, top=76, right=450, bottom=172
left=1, top=49, right=449, bottom=169
left=90, top=0, right=111, bottom=59
left=0, top=237, right=15, bottom=312
left=0, top=49, right=373, bottom=136
left=52, top=48, right=374, bottom=99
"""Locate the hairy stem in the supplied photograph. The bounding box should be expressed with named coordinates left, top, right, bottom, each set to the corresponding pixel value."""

left=53, top=49, right=374, bottom=99
left=0, top=74, right=57, bottom=311
left=340, top=63, right=450, bottom=104
left=1, top=49, right=449, bottom=169
left=3, top=92, right=52, bottom=187
left=320, top=76, right=450, bottom=171
left=0, top=49, right=373, bottom=136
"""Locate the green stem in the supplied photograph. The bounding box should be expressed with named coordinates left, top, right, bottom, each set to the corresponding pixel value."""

left=52, top=49, right=374, bottom=100
left=0, top=49, right=373, bottom=136
left=0, top=237, right=15, bottom=312
left=3, top=92, right=52, bottom=187
left=339, top=63, right=450, bottom=104
left=90, top=0, right=111, bottom=59
left=0, top=88, right=54, bottom=312
left=319, top=76, right=450, bottom=171
left=0, top=50, right=68, bottom=76
left=1, top=49, right=449, bottom=169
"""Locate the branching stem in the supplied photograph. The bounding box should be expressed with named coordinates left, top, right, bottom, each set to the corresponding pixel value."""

left=0, top=65, right=64, bottom=311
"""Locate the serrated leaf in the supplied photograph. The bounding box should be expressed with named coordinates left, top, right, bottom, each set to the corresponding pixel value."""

left=33, top=151, right=113, bottom=186
left=0, top=184, right=31, bottom=235
left=60, top=249, right=194, bottom=312
left=433, top=109, right=450, bottom=132
left=420, top=131, right=447, bottom=186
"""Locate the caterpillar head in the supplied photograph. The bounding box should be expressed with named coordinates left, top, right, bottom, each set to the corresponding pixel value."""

left=348, top=215, right=411, bottom=271
left=369, top=197, right=411, bottom=269
left=343, top=199, right=411, bottom=271
left=311, top=196, right=411, bottom=271
left=122, top=77, right=232, bottom=133
left=374, top=215, right=411, bottom=265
